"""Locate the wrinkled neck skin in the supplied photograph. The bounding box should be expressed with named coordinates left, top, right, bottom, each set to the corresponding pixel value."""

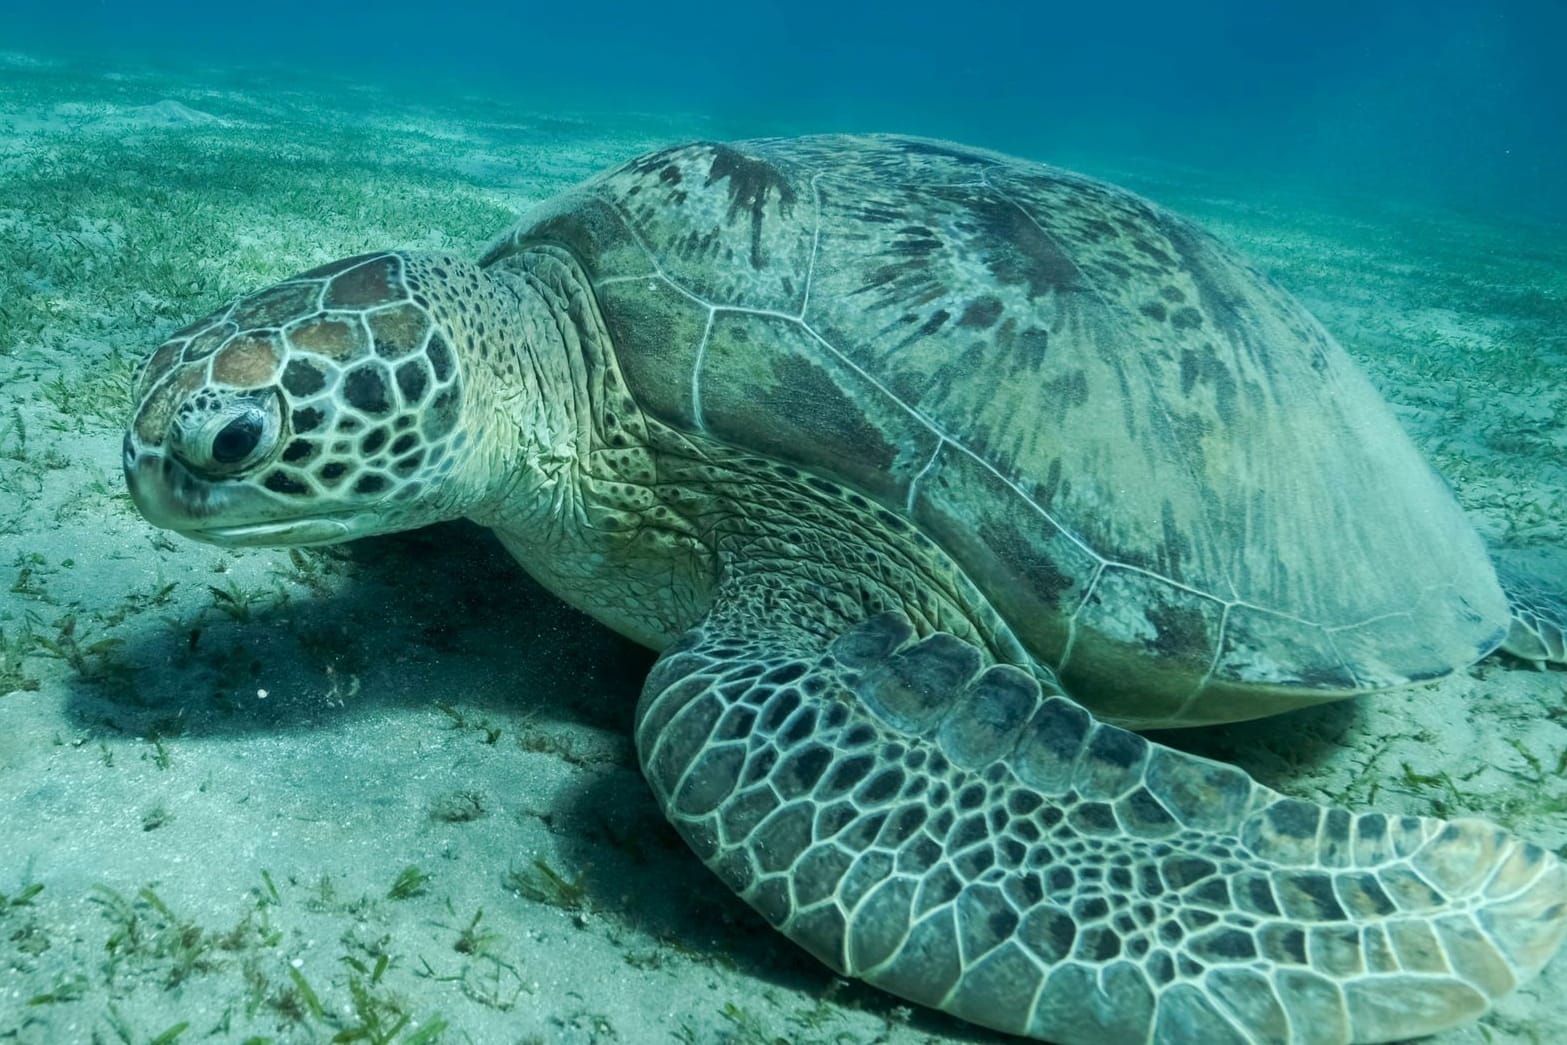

left=467, top=248, right=1032, bottom=673
left=467, top=247, right=720, bottom=650
left=462, top=262, right=585, bottom=536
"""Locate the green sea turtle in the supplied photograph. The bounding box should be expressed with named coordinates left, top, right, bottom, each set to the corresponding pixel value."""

left=123, top=135, right=1567, bottom=1044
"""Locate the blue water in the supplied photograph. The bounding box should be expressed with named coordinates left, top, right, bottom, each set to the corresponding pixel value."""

left=7, top=0, right=1566, bottom=220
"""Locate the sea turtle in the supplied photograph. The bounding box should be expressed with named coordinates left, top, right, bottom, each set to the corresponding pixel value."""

left=123, top=135, right=1567, bottom=1044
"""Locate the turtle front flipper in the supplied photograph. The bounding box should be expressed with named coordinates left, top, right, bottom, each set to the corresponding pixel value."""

left=1494, top=560, right=1567, bottom=667
left=635, top=594, right=1567, bottom=1045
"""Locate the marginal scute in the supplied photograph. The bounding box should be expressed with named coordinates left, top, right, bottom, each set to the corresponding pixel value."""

left=1066, top=566, right=1225, bottom=716
left=911, top=446, right=1099, bottom=670
left=1216, top=604, right=1354, bottom=693
left=1331, top=583, right=1504, bottom=690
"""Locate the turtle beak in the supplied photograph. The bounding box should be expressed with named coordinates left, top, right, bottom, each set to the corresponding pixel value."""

left=123, top=438, right=226, bottom=532
left=123, top=436, right=350, bottom=546
left=124, top=435, right=185, bottom=531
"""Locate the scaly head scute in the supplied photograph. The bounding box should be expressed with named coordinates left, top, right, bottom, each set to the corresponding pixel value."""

left=125, top=251, right=504, bottom=546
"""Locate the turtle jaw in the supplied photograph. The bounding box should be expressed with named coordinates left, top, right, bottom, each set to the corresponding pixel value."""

left=175, top=518, right=356, bottom=547
left=124, top=444, right=366, bottom=547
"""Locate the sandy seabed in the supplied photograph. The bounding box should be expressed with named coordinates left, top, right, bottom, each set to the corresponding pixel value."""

left=0, top=50, right=1564, bottom=1045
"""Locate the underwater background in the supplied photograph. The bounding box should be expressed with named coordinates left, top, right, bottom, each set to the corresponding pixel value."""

left=8, top=0, right=1567, bottom=218
left=1, top=1, right=1565, bottom=1043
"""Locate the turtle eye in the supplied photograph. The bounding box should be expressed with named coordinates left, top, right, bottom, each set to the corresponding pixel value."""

left=213, top=412, right=264, bottom=464
left=173, top=392, right=282, bottom=477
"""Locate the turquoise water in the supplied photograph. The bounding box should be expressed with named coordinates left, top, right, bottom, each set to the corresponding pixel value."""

left=7, top=0, right=1566, bottom=218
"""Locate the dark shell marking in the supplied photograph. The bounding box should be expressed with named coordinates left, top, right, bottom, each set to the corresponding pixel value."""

left=484, top=135, right=1507, bottom=727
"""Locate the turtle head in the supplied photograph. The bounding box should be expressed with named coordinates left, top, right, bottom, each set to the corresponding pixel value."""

left=124, top=252, right=500, bottom=547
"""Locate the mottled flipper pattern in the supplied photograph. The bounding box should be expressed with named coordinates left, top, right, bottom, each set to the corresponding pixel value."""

left=1495, top=562, right=1567, bottom=667
left=636, top=587, right=1567, bottom=1044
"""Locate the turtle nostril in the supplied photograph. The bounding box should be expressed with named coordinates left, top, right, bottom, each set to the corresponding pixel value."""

left=212, top=412, right=264, bottom=464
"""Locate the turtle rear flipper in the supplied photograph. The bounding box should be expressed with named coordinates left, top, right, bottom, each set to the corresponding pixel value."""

left=636, top=581, right=1567, bottom=1044
left=1493, top=557, right=1567, bottom=667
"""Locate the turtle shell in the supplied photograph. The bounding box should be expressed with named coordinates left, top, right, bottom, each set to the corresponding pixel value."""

left=480, top=134, right=1508, bottom=727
